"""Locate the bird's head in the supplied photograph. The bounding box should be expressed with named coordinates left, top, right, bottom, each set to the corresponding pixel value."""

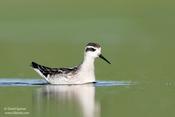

left=84, top=42, right=111, bottom=64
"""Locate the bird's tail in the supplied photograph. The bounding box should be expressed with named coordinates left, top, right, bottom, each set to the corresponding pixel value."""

left=30, top=61, right=49, bottom=79
left=31, top=62, right=40, bottom=69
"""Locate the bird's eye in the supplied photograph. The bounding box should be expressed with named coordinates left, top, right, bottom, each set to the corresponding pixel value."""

left=85, top=48, right=96, bottom=52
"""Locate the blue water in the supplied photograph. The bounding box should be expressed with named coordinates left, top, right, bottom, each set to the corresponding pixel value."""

left=0, top=78, right=134, bottom=87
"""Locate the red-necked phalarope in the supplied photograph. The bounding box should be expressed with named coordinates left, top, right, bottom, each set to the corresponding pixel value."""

left=31, top=42, right=111, bottom=84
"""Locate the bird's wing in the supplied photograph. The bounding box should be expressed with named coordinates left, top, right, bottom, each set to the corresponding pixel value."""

left=31, top=62, right=78, bottom=78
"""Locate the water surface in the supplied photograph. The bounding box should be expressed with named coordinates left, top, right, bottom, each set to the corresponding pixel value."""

left=0, top=79, right=175, bottom=117
left=0, top=79, right=133, bottom=117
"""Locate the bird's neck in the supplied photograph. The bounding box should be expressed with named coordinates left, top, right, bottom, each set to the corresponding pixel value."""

left=78, top=55, right=96, bottom=83
left=81, top=55, right=95, bottom=71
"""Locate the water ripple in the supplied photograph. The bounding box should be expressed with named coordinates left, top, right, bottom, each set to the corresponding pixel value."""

left=0, top=78, right=133, bottom=87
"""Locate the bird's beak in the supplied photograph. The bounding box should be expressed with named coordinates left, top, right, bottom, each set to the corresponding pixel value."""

left=99, top=54, right=111, bottom=64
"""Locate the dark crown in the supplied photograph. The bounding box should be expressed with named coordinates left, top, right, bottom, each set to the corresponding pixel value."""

left=86, top=42, right=101, bottom=48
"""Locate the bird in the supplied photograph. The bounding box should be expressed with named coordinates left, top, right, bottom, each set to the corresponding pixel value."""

left=31, top=42, right=111, bottom=84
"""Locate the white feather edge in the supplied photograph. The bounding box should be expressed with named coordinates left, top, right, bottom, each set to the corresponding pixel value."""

left=33, top=68, right=49, bottom=83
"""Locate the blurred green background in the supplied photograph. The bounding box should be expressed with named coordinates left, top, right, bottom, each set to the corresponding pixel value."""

left=0, top=1, right=175, bottom=117
left=0, top=0, right=174, bottom=80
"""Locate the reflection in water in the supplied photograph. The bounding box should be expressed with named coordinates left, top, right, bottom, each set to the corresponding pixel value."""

left=36, top=84, right=100, bottom=117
